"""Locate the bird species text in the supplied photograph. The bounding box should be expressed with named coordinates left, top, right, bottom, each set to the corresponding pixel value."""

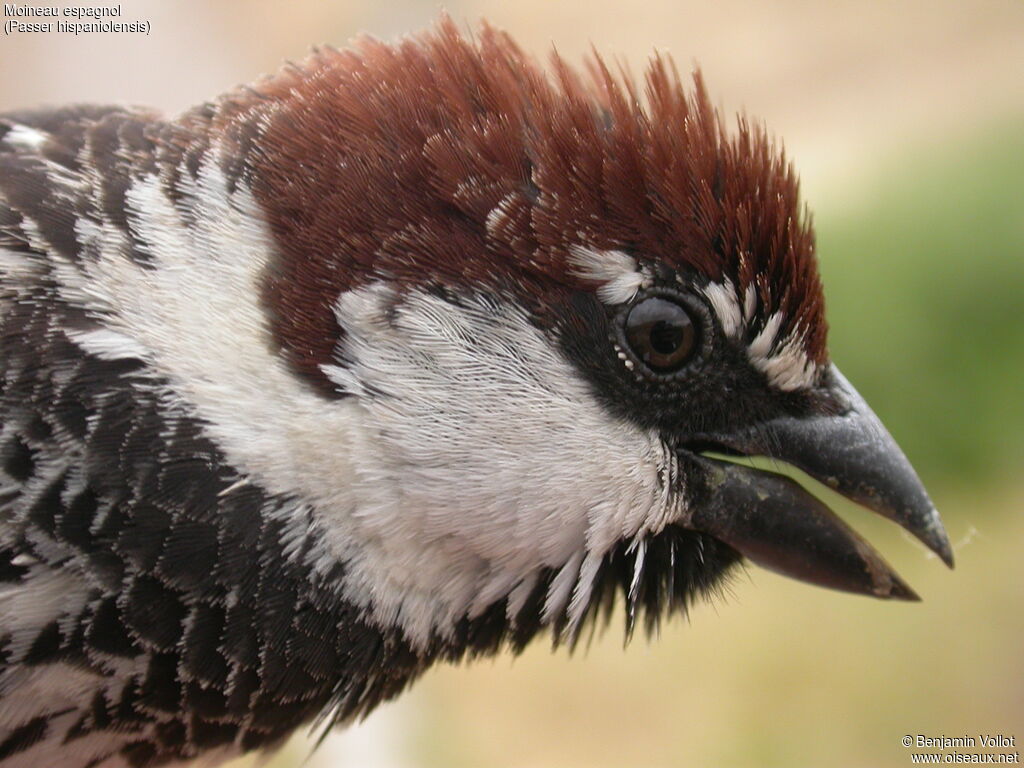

left=2, top=3, right=149, bottom=34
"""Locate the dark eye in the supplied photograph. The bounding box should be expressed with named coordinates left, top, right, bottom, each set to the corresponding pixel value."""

left=624, top=297, right=698, bottom=373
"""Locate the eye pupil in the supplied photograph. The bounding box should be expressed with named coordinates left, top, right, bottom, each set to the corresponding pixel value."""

left=624, top=297, right=697, bottom=373
left=649, top=320, right=683, bottom=355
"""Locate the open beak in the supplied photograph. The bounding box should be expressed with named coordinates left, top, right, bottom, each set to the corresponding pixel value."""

left=680, top=365, right=954, bottom=601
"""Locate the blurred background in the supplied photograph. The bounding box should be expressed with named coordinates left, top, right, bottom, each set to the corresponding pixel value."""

left=2, top=1, right=1021, bottom=766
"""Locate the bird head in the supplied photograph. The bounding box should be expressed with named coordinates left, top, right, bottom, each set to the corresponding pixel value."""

left=207, top=19, right=952, bottom=651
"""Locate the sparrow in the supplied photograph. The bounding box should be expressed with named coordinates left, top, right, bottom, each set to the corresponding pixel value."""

left=0, top=18, right=953, bottom=768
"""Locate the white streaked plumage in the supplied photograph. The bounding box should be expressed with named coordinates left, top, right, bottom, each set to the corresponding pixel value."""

left=33, top=147, right=679, bottom=648
left=2, top=124, right=47, bottom=151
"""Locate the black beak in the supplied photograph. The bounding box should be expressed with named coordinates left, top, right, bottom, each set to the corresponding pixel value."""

left=680, top=365, right=953, bottom=600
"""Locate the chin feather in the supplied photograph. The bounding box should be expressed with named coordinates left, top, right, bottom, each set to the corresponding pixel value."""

left=431, top=527, right=743, bottom=665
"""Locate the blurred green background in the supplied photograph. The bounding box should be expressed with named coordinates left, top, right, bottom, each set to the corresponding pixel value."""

left=2, top=2, right=1020, bottom=766
left=821, top=121, right=1024, bottom=487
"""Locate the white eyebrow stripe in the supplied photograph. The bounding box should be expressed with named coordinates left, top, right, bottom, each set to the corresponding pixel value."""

left=567, top=245, right=647, bottom=305
left=569, top=258, right=821, bottom=392
left=752, top=332, right=817, bottom=391
left=743, top=282, right=757, bottom=323
left=699, top=279, right=742, bottom=339
left=701, top=281, right=819, bottom=392
left=748, top=311, right=783, bottom=358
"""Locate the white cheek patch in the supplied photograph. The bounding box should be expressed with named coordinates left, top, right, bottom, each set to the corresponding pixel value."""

left=568, top=245, right=647, bottom=305
left=323, top=284, right=680, bottom=644
left=700, top=281, right=819, bottom=392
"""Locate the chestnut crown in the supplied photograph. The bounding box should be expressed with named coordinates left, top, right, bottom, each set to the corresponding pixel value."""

left=215, top=18, right=826, bottom=390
